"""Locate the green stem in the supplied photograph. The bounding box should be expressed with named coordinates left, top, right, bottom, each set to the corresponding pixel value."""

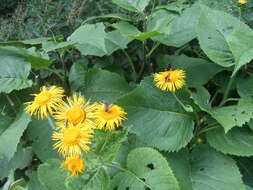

left=146, top=42, right=160, bottom=59
left=219, top=75, right=236, bottom=106
left=197, top=125, right=220, bottom=135
left=47, top=116, right=56, bottom=129
left=122, top=49, right=137, bottom=81
left=173, top=93, right=193, bottom=112
left=138, top=41, right=147, bottom=81
left=5, top=95, right=17, bottom=114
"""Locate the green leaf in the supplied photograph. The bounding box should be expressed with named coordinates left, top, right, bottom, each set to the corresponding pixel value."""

left=111, top=147, right=180, bottom=190
left=112, top=21, right=162, bottom=41
left=189, top=86, right=211, bottom=112
left=211, top=99, right=253, bottom=132
left=27, top=171, right=44, bottom=190
left=111, top=0, right=151, bottom=12
left=0, top=110, right=31, bottom=160
left=68, top=23, right=132, bottom=56
left=42, top=41, right=76, bottom=53
left=237, top=75, right=253, bottom=98
left=83, top=13, right=133, bottom=23
left=0, top=46, right=51, bottom=69
left=165, top=149, right=194, bottom=190
left=150, top=3, right=200, bottom=47
left=157, top=54, right=224, bottom=87
left=38, top=159, right=68, bottom=190
left=117, top=77, right=194, bottom=151
left=66, top=169, right=111, bottom=190
left=0, top=144, right=33, bottom=180
left=94, top=127, right=129, bottom=163
left=236, top=157, right=253, bottom=187
left=105, top=30, right=132, bottom=54
left=190, top=145, right=245, bottom=190
left=197, top=5, right=253, bottom=73
left=227, top=29, right=253, bottom=75
left=75, top=68, right=131, bottom=103
left=0, top=115, right=13, bottom=135
left=69, top=62, right=87, bottom=92
left=27, top=119, right=59, bottom=162
left=0, top=56, right=32, bottom=93
left=206, top=127, right=253, bottom=156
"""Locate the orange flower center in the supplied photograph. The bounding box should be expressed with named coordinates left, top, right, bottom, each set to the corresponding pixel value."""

left=63, top=127, right=81, bottom=145
left=67, top=106, right=86, bottom=124
left=35, top=91, right=52, bottom=106
left=101, top=106, right=118, bottom=120
left=164, top=72, right=179, bottom=83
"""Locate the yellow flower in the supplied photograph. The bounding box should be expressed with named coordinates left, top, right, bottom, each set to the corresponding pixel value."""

left=153, top=70, right=185, bottom=92
left=54, top=94, right=96, bottom=127
left=52, top=123, right=94, bottom=157
left=25, top=86, right=64, bottom=119
left=94, top=103, right=127, bottom=130
left=238, top=0, right=247, bottom=4
left=61, top=156, right=84, bottom=176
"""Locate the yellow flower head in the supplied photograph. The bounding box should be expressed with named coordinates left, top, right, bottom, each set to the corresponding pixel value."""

left=94, top=103, right=127, bottom=130
left=25, top=86, right=64, bottom=119
left=153, top=69, right=186, bottom=92
left=54, top=94, right=96, bottom=127
left=238, top=0, right=247, bottom=4
left=61, top=156, right=84, bottom=176
left=52, top=122, right=94, bottom=157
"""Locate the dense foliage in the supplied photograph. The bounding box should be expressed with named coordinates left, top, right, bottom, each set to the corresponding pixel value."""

left=1, top=0, right=253, bottom=189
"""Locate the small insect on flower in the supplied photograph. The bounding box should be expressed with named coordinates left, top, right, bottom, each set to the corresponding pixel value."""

left=54, top=94, right=96, bottom=127
left=238, top=0, right=247, bottom=4
left=52, top=123, right=94, bottom=157
left=25, top=86, right=64, bottom=119
left=61, top=156, right=85, bottom=176
left=153, top=69, right=186, bottom=92
left=94, top=103, right=127, bottom=131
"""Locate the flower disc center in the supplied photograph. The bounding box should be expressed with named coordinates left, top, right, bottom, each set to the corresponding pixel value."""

left=63, top=127, right=81, bottom=145
left=67, top=106, right=86, bottom=124
left=35, top=91, right=52, bottom=106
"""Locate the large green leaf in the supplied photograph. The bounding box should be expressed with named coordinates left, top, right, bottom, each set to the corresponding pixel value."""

left=157, top=54, right=224, bottom=87
left=197, top=5, right=253, bottom=73
left=0, top=110, right=31, bottom=160
left=38, top=159, right=68, bottom=190
left=111, top=0, right=150, bottom=12
left=111, top=147, right=180, bottom=190
left=117, top=77, right=194, bottom=151
left=70, top=68, right=131, bottom=103
left=67, top=23, right=132, bottom=56
left=190, top=145, right=245, bottom=190
left=149, top=3, right=200, bottom=47
left=165, top=149, right=193, bottom=190
left=206, top=127, right=253, bottom=156
left=211, top=99, right=253, bottom=132
left=27, top=119, right=59, bottom=162
left=0, top=56, right=32, bottom=93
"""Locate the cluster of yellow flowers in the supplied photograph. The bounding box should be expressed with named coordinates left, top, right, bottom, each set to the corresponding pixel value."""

left=25, top=87, right=127, bottom=176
